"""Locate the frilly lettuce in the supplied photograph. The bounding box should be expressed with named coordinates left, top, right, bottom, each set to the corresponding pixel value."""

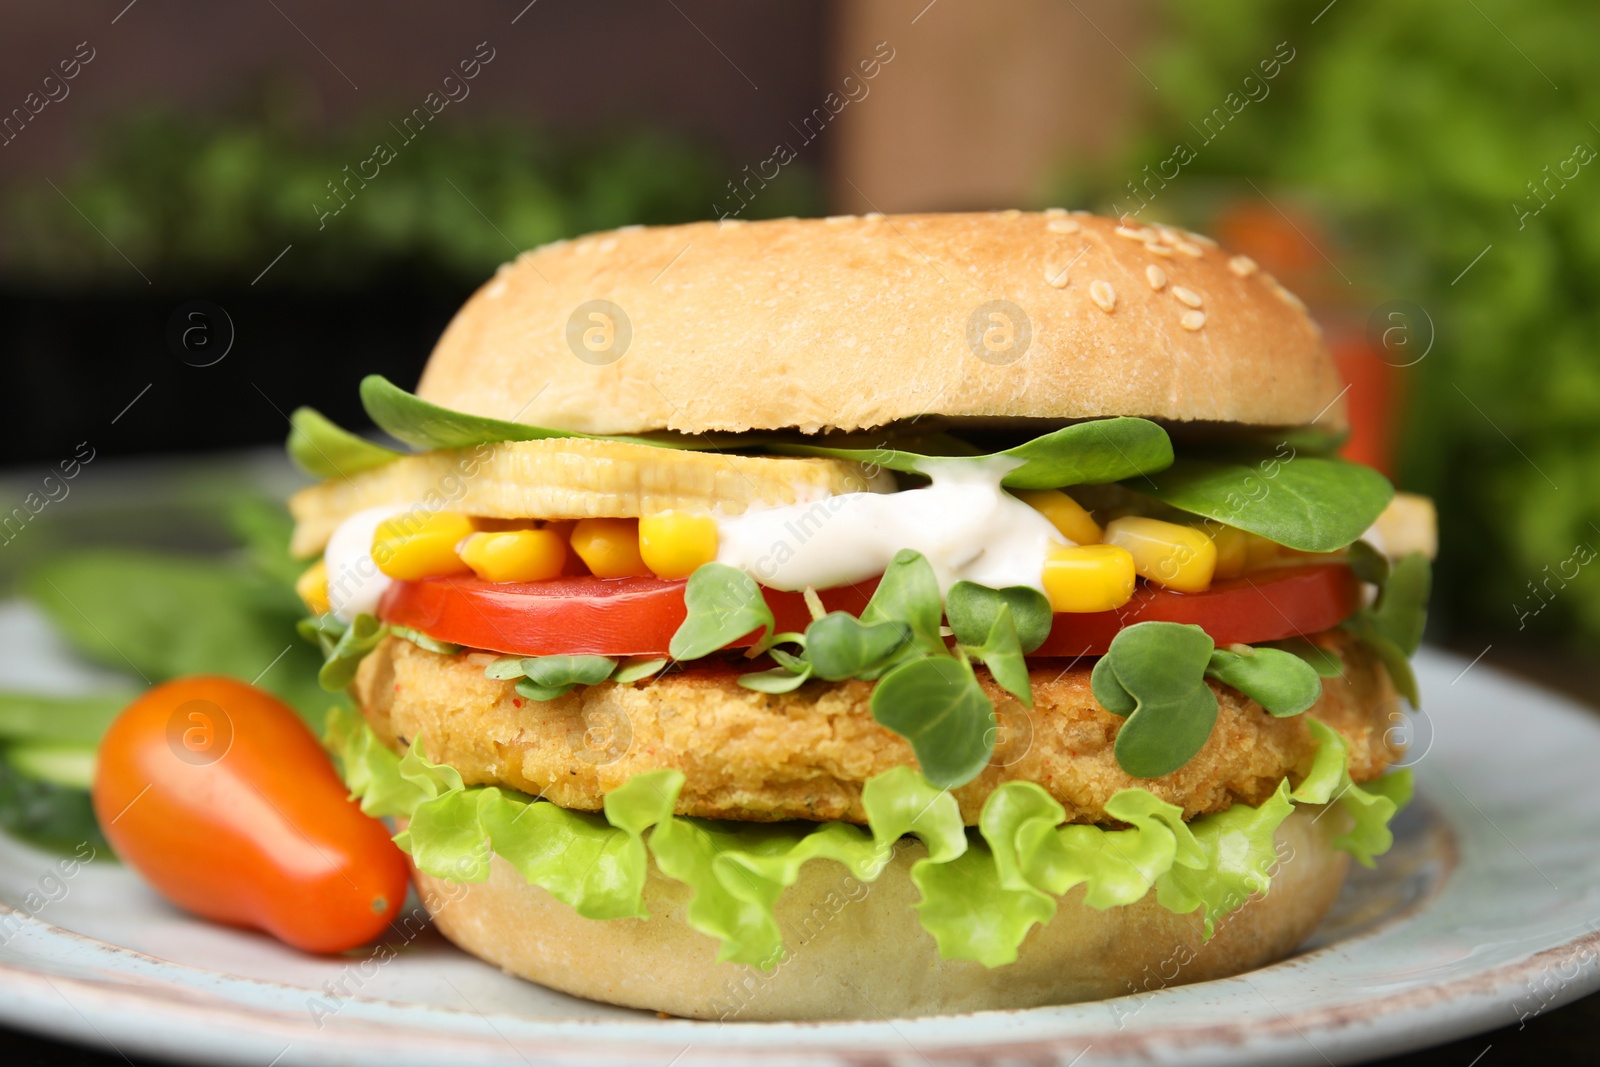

left=326, top=706, right=1410, bottom=968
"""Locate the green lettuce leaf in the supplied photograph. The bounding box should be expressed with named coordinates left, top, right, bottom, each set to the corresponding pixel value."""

left=329, top=710, right=1408, bottom=968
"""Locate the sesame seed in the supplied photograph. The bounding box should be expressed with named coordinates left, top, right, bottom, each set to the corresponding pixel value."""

left=598, top=237, right=618, bottom=253
left=1090, top=280, right=1117, bottom=312
left=1185, top=230, right=1220, bottom=248
left=1228, top=254, right=1259, bottom=277
left=1002, top=208, right=1022, bottom=219
left=1180, top=309, right=1207, bottom=331
left=573, top=239, right=595, bottom=254
left=1144, top=241, right=1174, bottom=257
left=1047, top=218, right=1082, bottom=234
left=1044, top=264, right=1071, bottom=288
left=824, top=215, right=855, bottom=224
left=1146, top=265, right=1167, bottom=290
left=864, top=212, right=884, bottom=221
left=1172, top=286, right=1203, bottom=308
left=1115, top=225, right=1156, bottom=241
left=1267, top=276, right=1308, bottom=311
left=1172, top=239, right=1204, bottom=257
left=1044, top=207, right=1068, bottom=217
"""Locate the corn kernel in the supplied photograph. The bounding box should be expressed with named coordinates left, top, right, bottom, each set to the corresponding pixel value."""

left=1041, top=544, right=1136, bottom=612
left=1245, top=532, right=1282, bottom=571
left=570, top=517, right=651, bottom=578
left=1015, top=489, right=1103, bottom=544
left=1207, top=523, right=1250, bottom=580
left=371, top=511, right=476, bottom=580
left=1104, top=516, right=1216, bottom=593
left=295, top=559, right=331, bottom=616
left=639, top=511, right=720, bottom=579
left=458, top=529, right=566, bottom=583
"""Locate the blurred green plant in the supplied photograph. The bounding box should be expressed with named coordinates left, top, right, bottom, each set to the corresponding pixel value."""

left=1059, top=0, right=1600, bottom=644
left=2, top=107, right=818, bottom=289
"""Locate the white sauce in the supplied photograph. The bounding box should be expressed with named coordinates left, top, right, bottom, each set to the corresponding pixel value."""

left=324, top=505, right=406, bottom=622
left=714, top=458, right=1069, bottom=593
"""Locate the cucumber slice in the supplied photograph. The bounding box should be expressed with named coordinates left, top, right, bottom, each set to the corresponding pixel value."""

left=0, top=748, right=108, bottom=855
left=6, top=742, right=97, bottom=789
left=0, top=692, right=128, bottom=745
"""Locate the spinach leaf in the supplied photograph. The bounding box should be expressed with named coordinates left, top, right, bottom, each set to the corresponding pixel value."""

left=1342, top=552, right=1431, bottom=707
left=1205, top=646, right=1323, bottom=718
left=287, top=406, right=403, bottom=478
left=945, top=582, right=1052, bottom=653
left=359, top=375, right=702, bottom=453
left=804, top=613, right=911, bottom=681
left=26, top=551, right=328, bottom=725
left=1091, top=622, right=1219, bottom=778
left=859, top=549, right=946, bottom=656
left=669, top=564, right=775, bottom=660
left=0, top=692, right=130, bottom=746
left=1135, top=455, right=1394, bottom=552
left=774, top=417, right=1173, bottom=489
left=870, top=656, right=995, bottom=789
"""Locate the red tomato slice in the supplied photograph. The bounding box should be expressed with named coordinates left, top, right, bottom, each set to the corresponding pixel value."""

left=379, top=574, right=879, bottom=657
left=1030, top=563, right=1362, bottom=658
left=378, top=563, right=1360, bottom=659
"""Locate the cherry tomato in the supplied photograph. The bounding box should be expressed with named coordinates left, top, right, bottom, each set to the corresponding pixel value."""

left=378, top=564, right=1358, bottom=658
left=91, top=676, right=407, bottom=954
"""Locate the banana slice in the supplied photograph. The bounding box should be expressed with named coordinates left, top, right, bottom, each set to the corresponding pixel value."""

left=288, top=438, right=886, bottom=558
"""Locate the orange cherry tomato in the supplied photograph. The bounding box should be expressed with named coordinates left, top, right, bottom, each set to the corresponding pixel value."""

left=91, top=676, right=407, bottom=953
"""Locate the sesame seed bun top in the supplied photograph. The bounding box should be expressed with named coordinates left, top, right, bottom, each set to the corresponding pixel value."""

left=416, top=211, right=1346, bottom=437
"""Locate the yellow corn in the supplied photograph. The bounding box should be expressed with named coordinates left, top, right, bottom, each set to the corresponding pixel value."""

left=570, top=517, right=651, bottom=578
left=639, top=511, right=719, bottom=579
left=1041, top=544, right=1136, bottom=612
left=1245, top=532, right=1282, bottom=571
left=371, top=511, right=476, bottom=580
left=295, top=559, right=331, bottom=616
left=1207, top=523, right=1250, bottom=580
left=1015, top=489, right=1103, bottom=545
left=458, top=529, right=566, bottom=583
left=1104, top=516, right=1216, bottom=593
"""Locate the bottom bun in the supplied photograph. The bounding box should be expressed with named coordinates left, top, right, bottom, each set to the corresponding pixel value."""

left=412, top=806, right=1350, bottom=1023
left=411, top=804, right=1349, bottom=1020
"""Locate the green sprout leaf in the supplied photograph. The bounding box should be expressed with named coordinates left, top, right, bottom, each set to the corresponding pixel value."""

left=1205, top=646, right=1323, bottom=718
left=774, top=417, right=1173, bottom=489
left=286, top=407, right=403, bottom=478
left=804, top=612, right=911, bottom=681
left=318, top=613, right=388, bottom=691
left=1343, top=552, right=1431, bottom=706
left=390, top=625, right=460, bottom=655
left=945, top=582, right=1052, bottom=653
left=871, top=656, right=995, bottom=789
left=610, top=657, right=669, bottom=684
left=962, top=605, right=1033, bottom=708
left=738, top=664, right=814, bottom=693
left=859, top=549, right=946, bottom=656
left=1093, top=622, right=1219, bottom=778
left=1136, top=454, right=1394, bottom=552
left=512, top=655, right=618, bottom=701
left=1262, top=636, right=1345, bottom=678
left=669, top=563, right=776, bottom=661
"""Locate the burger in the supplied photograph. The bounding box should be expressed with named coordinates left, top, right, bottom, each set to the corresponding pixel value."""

left=286, top=211, right=1433, bottom=1020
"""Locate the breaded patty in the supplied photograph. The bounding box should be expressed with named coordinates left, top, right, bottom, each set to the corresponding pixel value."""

left=353, top=630, right=1400, bottom=826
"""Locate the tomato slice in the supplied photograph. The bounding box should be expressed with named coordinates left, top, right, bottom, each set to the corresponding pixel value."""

left=379, top=573, right=879, bottom=657
left=379, top=563, right=1360, bottom=659
left=1030, top=563, right=1362, bottom=657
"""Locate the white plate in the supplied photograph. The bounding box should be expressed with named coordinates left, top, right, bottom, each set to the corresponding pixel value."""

left=2, top=601, right=1599, bottom=1067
